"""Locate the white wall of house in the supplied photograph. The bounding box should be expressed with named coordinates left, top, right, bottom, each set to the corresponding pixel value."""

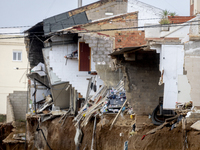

left=128, top=0, right=162, bottom=28
left=0, top=33, right=28, bottom=114
left=146, top=17, right=199, bottom=109
left=177, top=75, right=192, bottom=104
left=185, top=41, right=200, bottom=107
left=192, top=0, right=200, bottom=15
left=43, top=43, right=103, bottom=98
left=161, top=45, right=184, bottom=109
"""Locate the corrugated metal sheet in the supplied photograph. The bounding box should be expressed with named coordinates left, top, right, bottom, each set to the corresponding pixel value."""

left=43, top=12, right=89, bottom=35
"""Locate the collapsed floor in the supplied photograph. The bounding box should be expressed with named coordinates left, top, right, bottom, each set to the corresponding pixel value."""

left=24, top=114, right=200, bottom=150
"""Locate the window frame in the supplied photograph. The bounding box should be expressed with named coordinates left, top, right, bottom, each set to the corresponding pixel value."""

left=13, top=51, right=22, bottom=61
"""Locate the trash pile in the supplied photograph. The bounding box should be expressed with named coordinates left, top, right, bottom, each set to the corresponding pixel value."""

left=73, top=78, right=127, bottom=128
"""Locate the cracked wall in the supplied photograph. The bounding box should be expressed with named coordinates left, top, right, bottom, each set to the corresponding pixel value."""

left=79, top=33, right=123, bottom=86
left=185, top=41, right=200, bottom=107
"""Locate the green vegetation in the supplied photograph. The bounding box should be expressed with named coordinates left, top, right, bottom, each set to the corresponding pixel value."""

left=0, top=114, right=6, bottom=123
left=159, top=10, right=178, bottom=25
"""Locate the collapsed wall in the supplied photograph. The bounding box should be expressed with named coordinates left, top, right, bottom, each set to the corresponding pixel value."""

left=123, top=51, right=164, bottom=115
left=7, top=91, right=27, bottom=122
left=79, top=33, right=123, bottom=87
left=121, top=50, right=164, bottom=128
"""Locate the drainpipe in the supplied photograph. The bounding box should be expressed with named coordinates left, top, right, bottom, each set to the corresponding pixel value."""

left=78, top=0, right=82, bottom=8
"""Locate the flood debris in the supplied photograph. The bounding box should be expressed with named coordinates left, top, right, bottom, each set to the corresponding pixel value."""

left=91, top=115, right=97, bottom=150
left=191, top=120, right=200, bottom=131
left=73, top=78, right=130, bottom=129
left=110, top=98, right=128, bottom=130
left=13, top=133, right=26, bottom=141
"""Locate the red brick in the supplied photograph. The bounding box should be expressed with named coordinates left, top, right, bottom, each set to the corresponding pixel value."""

left=168, top=16, right=195, bottom=24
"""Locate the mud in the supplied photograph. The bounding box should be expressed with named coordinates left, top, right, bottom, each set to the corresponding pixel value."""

left=0, top=123, right=13, bottom=150
left=26, top=115, right=200, bottom=150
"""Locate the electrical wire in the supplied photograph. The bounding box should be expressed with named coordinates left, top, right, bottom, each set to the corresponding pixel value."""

left=0, top=21, right=200, bottom=40
left=0, top=17, right=199, bottom=36
left=0, top=17, right=195, bottom=30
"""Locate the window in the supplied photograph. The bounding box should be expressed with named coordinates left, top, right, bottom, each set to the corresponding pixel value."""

left=13, top=51, right=22, bottom=61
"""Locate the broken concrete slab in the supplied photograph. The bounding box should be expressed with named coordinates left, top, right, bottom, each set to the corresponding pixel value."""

left=191, top=120, right=200, bottom=131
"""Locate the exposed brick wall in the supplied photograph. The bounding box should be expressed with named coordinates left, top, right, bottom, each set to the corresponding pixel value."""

left=168, top=16, right=195, bottom=24
left=79, top=33, right=122, bottom=86
left=122, top=51, right=164, bottom=115
left=69, top=0, right=127, bottom=17
left=7, top=91, right=27, bottom=121
left=115, top=31, right=147, bottom=49
left=82, top=12, right=138, bottom=37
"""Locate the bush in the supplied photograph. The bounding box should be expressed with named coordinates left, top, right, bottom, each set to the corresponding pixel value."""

left=0, top=114, right=6, bottom=123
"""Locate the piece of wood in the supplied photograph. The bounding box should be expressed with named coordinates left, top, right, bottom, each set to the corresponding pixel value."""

left=85, top=77, right=92, bottom=102
left=110, top=99, right=128, bottom=130
left=91, top=115, right=97, bottom=150
left=146, top=122, right=169, bottom=135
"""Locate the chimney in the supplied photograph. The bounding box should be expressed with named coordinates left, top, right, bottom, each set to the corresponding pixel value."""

left=78, top=0, right=82, bottom=8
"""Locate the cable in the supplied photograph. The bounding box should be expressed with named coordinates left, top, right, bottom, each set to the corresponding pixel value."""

left=0, top=17, right=199, bottom=36
left=44, top=0, right=57, bottom=19
left=160, top=0, right=182, bottom=15
left=0, top=18, right=200, bottom=40
left=36, top=120, right=53, bottom=150
left=0, top=22, right=200, bottom=40
left=0, top=16, right=195, bottom=30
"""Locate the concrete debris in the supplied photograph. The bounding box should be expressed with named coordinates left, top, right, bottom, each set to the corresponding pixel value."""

left=31, top=62, right=46, bottom=76
left=73, top=78, right=129, bottom=128
left=37, top=95, right=53, bottom=113
left=191, top=120, right=200, bottom=131
left=13, top=133, right=26, bottom=141
left=176, top=101, right=193, bottom=110
left=110, top=99, right=128, bottom=130
left=74, top=127, right=83, bottom=146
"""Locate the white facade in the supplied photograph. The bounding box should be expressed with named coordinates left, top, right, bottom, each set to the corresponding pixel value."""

left=145, top=17, right=198, bottom=109
left=191, top=0, right=200, bottom=15
left=128, top=0, right=162, bottom=28
left=43, top=36, right=103, bottom=98
left=0, top=32, right=28, bottom=114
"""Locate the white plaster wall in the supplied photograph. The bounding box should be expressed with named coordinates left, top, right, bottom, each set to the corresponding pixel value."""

left=177, top=75, right=192, bottom=103
left=30, top=80, right=50, bottom=103
left=159, top=25, right=190, bottom=42
left=185, top=41, right=200, bottom=107
left=190, top=15, right=200, bottom=38
left=0, top=34, right=28, bottom=114
left=42, top=47, right=61, bottom=85
left=128, top=0, right=162, bottom=29
left=194, top=0, right=200, bottom=15
left=48, top=44, right=103, bottom=98
left=161, top=45, right=184, bottom=109
left=145, top=24, right=161, bottom=38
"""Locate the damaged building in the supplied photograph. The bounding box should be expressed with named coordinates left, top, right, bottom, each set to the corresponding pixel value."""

left=2, top=0, right=200, bottom=150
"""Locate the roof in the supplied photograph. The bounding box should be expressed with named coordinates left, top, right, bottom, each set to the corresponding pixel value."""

left=59, top=11, right=138, bottom=34
left=168, top=16, right=196, bottom=24
left=24, top=22, right=43, bottom=33
left=43, top=12, right=89, bottom=35
left=109, top=46, right=146, bottom=56
left=43, top=0, right=128, bottom=35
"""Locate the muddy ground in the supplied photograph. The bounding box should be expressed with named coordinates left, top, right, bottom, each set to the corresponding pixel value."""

left=24, top=114, right=200, bottom=150
left=0, top=123, right=13, bottom=150
left=1, top=114, right=200, bottom=150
